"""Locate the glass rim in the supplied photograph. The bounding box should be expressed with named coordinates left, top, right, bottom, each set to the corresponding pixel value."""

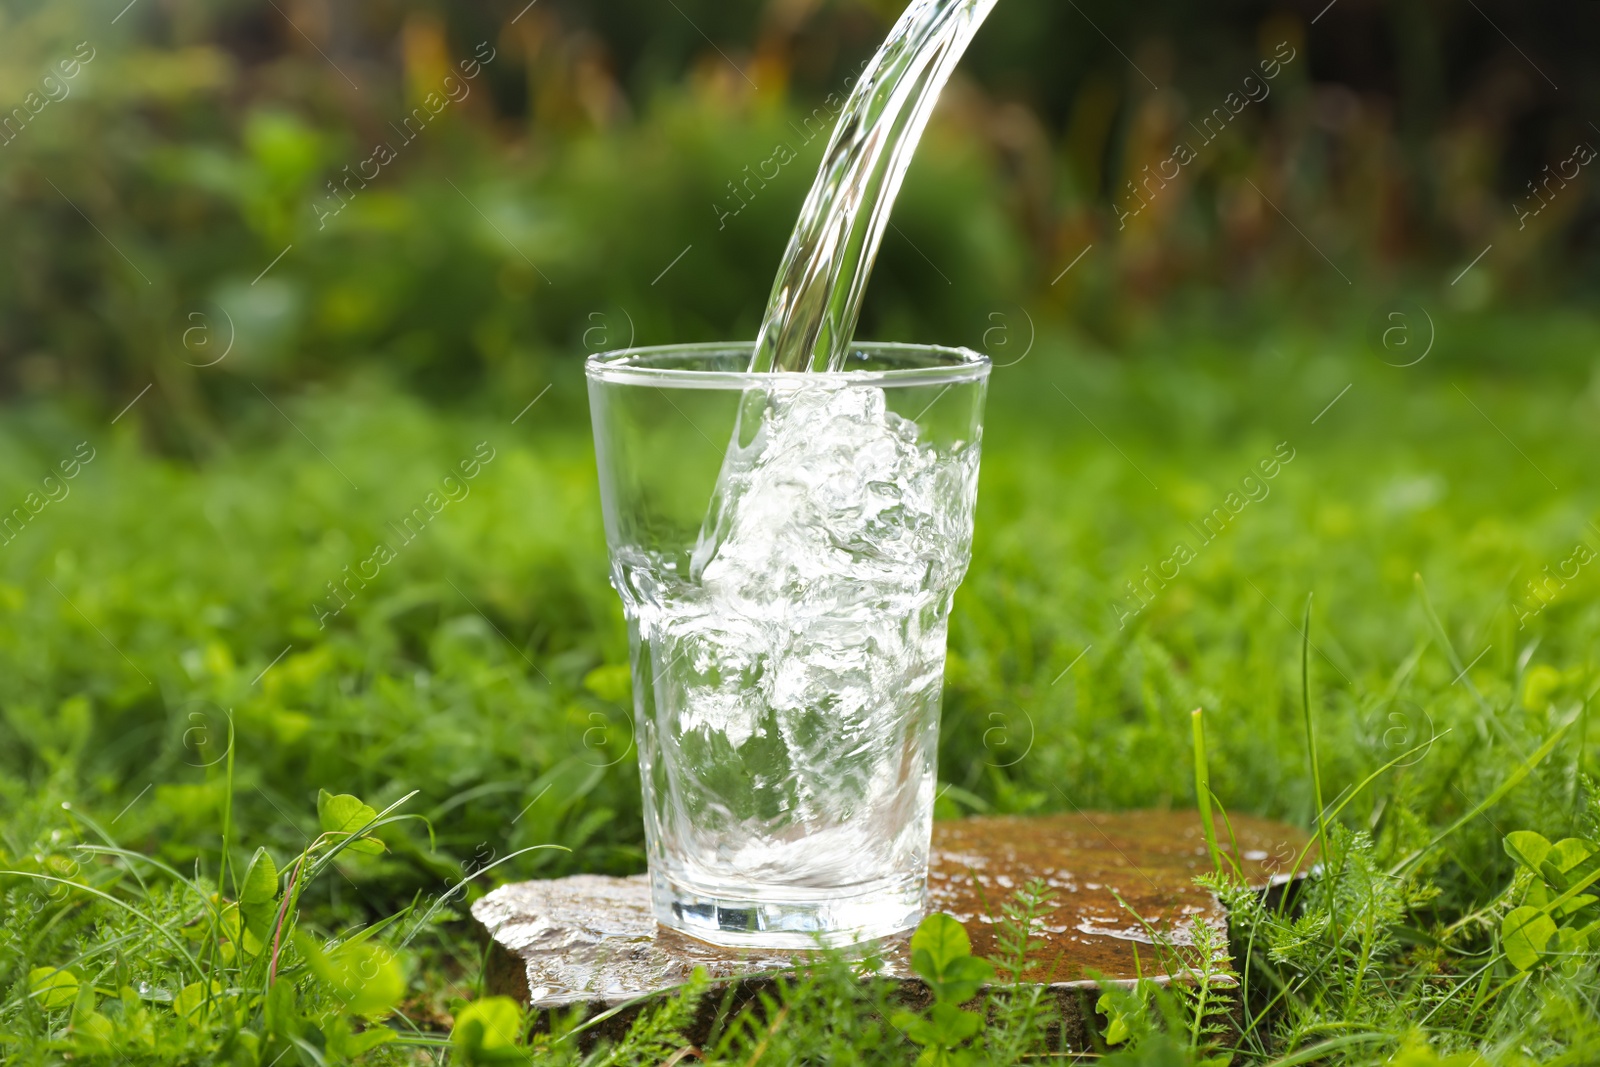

left=584, top=341, right=991, bottom=389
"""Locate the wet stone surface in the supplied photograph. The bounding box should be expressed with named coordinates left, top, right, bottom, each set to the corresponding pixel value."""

left=473, top=811, right=1310, bottom=1046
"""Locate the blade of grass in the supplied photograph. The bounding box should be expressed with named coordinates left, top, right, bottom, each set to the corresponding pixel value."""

left=1191, top=707, right=1223, bottom=874
left=1391, top=715, right=1575, bottom=875
left=397, top=843, right=572, bottom=949
left=1300, top=592, right=1337, bottom=946
left=1413, top=573, right=1563, bottom=796
left=1576, top=686, right=1592, bottom=822
left=221, top=712, right=236, bottom=897
left=61, top=805, right=151, bottom=898
left=208, top=712, right=237, bottom=1019
left=0, top=870, right=205, bottom=979
left=1414, top=573, right=1493, bottom=719
left=74, top=845, right=224, bottom=921
left=1261, top=1033, right=1391, bottom=1066
left=267, top=846, right=315, bottom=990
left=1210, top=796, right=1244, bottom=879
left=1281, top=730, right=1453, bottom=888
left=1302, top=594, right=1328, bottom=864
left=302, top=790, right=423, bottom=884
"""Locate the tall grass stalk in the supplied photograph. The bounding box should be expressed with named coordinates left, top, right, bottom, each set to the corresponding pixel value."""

left=1191, top=707, right=1223, bottom=874
left=1301, top=594, right=1328, bottom=861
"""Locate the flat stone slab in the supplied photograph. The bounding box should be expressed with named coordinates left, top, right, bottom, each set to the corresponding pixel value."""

left=475, top=811, right=1309, bottom=1033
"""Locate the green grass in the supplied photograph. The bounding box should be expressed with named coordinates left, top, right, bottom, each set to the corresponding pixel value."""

left=1, top=314, right=1597, bottom=1064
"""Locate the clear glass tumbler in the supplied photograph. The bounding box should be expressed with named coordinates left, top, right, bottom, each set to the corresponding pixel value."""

left=586, top=342, right=990, bottom=947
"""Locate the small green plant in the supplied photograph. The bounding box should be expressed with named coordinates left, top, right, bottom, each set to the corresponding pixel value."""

left=1095, top=971, right=1155, bottom=1049
left=981, top=877, right=1056, bottom=1060
left=1095, top=979, right=1219, bottom=1067
left=1, top=768, right=429, bottom=1066
left=1500, top=829, right=1600, bottom=971
left=892, top=912, right=995, bottom=1066
left=452, top=997, right=530, bottom=1065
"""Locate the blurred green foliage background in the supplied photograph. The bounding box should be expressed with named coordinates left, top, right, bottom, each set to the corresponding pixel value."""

left=3, top=0, right=1598, bottom=880
left=1, top=2, right=1599, bottom=1057
left=3, top=0, right=1598, bottom=428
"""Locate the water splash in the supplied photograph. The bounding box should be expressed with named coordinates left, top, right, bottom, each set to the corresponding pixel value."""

left=630, top=382, right=981, bottom=895
left=692, top=0, right=999, bottom=581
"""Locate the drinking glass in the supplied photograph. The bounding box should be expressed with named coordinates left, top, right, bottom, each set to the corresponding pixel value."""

left=586, top=342, right=990, bottom=947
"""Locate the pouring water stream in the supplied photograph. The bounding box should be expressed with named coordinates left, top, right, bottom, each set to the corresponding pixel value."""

left=749, top=0, right=1001, bottom=375
left=692, top=0, right=999, bottom=580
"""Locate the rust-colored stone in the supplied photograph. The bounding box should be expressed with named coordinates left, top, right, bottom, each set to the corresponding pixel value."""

left=473, top=811, right=1311, bottom=1047
left=928, top=810, right=1306, bottom=984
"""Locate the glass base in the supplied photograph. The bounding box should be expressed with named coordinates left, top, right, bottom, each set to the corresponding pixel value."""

left=652, top=870, right=925, bottom=950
